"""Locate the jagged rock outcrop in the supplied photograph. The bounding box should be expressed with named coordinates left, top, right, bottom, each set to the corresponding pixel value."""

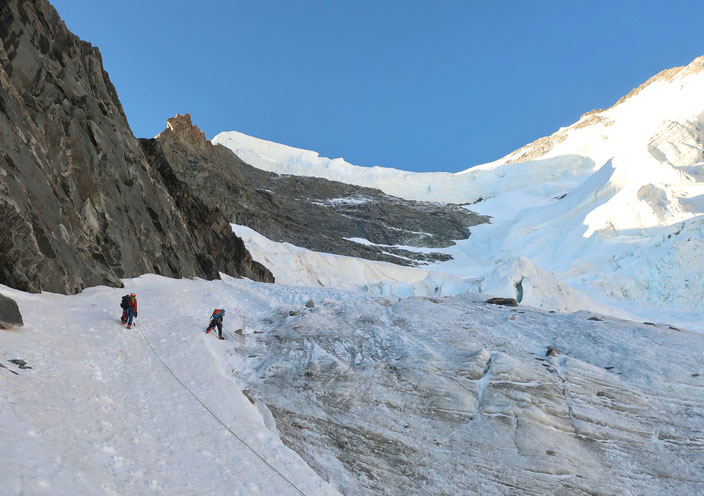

left=0, top=0, right=272, bottom=293
left=140, top=137, right=273, bottom=283
left=0, top=293, right=23, bottom=328
left=145, top=114, right=488, bottom=266
left=485, top=297, right=518, bottom=307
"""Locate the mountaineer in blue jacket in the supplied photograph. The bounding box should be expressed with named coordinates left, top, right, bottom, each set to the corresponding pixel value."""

left=206, top=308, right=226, bottom=340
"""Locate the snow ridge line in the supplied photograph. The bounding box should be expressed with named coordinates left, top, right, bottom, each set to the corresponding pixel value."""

left=136, top=324, right=306, bottom=496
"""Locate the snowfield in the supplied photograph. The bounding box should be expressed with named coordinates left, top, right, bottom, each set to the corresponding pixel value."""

left=0, top=277, right=338, bottom=496
left=2, top=275, right=703, bottom=494
left=231, top=225, right=430, bottom=291
left=215, top=55, right=704, bottom=331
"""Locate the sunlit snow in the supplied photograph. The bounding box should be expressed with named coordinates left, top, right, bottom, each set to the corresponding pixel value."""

left=216, top=56, right=704, bottom=331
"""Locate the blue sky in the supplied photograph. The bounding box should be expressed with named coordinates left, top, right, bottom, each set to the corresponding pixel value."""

left=52, top=0, right=702, bottom=172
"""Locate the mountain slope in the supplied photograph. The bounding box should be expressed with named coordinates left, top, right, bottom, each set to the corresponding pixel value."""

left=214, top=56, right=704, bottom=205
left=0, top=277, right=336, bottom=495
left=214, top=55, right=704, bottom=327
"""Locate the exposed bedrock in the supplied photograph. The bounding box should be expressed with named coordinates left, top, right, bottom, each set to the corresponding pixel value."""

left=0, top=0, right=272, bottom=293
left=151, top=113, right=489, bottom=266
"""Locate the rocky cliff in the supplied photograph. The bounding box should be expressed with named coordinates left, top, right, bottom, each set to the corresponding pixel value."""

left=145, top=114, right=487, bottom=266
left=0, top=0, right=272, bottom=293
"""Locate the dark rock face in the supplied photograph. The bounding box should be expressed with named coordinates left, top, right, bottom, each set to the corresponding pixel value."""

left=485, top=297, right=519, bottom=307
left=0, top=0, right=272, bottom=293
left=8, top=358, right=31, bottom=369
left=147, top=114, right=489, bottom=266
left=140, top=138, right=273, bottom=283
left=0, top=293, right=23, bottom=328
left=546, top=345, right=561, bottom=357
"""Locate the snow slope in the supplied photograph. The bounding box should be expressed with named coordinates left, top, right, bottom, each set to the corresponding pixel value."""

left=239, top=281, right=704, bottom=495
left=0, top=278, right=337, bottom=496
left=5, top=55, right=704, bottom=496
left=2, top=275, right=703, bottom=494
left=232, top=224, right=476, bottom=298
left=231, top=225, right=429, bottom=290
left=232, top=224, right=631, bottom=321
left=215, top=56, right=704, bottom=328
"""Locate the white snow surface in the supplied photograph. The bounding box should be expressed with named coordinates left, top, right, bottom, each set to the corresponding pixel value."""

left=233, top=224, right=631, bottom=319
left=0, top=278, right=338, bottom=496
left=232, top=224, right=464, bottom=298
left=2, top=275, right=703, bottom=494
left=215, top=56, right=704, bottom=330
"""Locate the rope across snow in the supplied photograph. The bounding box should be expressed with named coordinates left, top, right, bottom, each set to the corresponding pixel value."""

left=136, top=322, right=306, bottom=496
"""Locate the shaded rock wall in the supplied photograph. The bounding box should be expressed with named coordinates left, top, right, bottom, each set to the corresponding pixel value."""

left=0, top=0, right=272, bottom=293
left=140, top=138, right=273, bottom=283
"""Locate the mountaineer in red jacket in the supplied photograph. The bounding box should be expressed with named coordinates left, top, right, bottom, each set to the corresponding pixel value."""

left=120, top=293, right=138, bottom=329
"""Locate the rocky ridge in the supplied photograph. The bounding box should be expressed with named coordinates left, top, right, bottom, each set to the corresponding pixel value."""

left=146, top=114, right=487, bottom=266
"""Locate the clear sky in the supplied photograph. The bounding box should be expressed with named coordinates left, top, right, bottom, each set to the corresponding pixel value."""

left=51, top=0, right=703, bottom=172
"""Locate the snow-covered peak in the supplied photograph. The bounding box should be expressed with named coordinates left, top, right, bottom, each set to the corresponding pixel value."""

left=500, top=55, right=704, bottom=165
left=214, top=55, right=704, bottom=206
left=212, top=130, right=466, bottom=202
left=214, top=55, right=704, bottom=325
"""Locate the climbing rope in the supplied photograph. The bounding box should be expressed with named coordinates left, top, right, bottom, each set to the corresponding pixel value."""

left=137, top=324, right=305, bottom=496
